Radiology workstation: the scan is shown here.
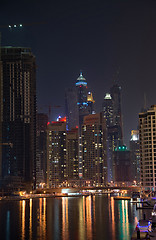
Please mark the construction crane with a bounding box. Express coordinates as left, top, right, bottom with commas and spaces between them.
38, 104, 62, 121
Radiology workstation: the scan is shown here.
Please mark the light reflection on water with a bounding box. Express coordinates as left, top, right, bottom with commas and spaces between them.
0, 195, 144, 240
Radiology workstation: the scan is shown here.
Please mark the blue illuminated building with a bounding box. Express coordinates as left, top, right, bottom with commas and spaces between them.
76, 72, 89, 129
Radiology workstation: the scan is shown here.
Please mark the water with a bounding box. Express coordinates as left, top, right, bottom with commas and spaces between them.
0, 195, 149, 240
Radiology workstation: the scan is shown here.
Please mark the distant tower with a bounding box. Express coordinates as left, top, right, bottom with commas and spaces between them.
76, 72, 88, 129
87, 91, 95, 114
0, 47, 36, 188
130, 130, 140, 183
65, 87, 78, 130
102, 93, 113, 128
110, 84, 123, 144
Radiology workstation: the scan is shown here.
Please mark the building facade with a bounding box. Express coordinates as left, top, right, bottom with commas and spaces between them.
139, 105, 156, 191
0, 47, 36, 189
36, 113, 48, 186
81, 113, 107, 186
130, 130, 140, 184
47, 118, 67, 187
110, 83, 123, 145
113, 145, 132, 185
66, 128, 79, 181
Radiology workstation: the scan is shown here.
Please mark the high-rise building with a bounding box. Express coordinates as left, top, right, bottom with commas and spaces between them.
102, 93, 113, 128
87, 91, 95, 114
65, 87, 78, 130
113, 145, 132, 185
0, 47, 36, 189
47, 117, 67, 187
66, 127, 79, 181
36, 113, 48, 186
139, 105, 156, 191
110, 84, 123, 144
107, 125, 120, 182
81, 113, 107, 186
76, 72, 89, 129
130, 130, 140, 184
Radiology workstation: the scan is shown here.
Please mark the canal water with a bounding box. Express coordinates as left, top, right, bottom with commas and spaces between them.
0, 195, 150, 240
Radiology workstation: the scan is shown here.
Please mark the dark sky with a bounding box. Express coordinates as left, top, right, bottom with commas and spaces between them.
1, 0, 156, 146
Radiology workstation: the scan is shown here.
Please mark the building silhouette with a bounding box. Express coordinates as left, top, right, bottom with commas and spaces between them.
65, 87, 78, 130
36, 113, 48, 186
0, 47, 36, 189
113, 145, 132, 185
110, 84, 123, 145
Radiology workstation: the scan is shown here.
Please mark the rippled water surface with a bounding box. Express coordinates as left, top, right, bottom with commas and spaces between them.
0, 195, 148, 240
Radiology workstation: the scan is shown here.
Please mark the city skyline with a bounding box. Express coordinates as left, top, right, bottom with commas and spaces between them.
1, 0, 156, 147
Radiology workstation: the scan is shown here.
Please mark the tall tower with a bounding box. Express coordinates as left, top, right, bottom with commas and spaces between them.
0, 47, 36, 188
36, 113, 48, 186
66, 128, 79, 181
65, 87, 78, 130
130, 130, 140, 183
102, 93, 113, 128
139, 105, 156, 191
110, 84, 123, 144
81, 113, 107, 186
47, 118, 67, 187
76, 72, 88, 129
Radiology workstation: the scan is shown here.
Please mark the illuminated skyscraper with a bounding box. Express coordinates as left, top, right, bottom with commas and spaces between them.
65, 87, 78, 130
66, 127, 79, 181
87, 91, 95, 114
139, 105, 156, 191
110, 84, 123, 144
130, 130, 140, 183
81, 113, 107, 186
76, 72, 89, 128
47, 117, 67, 187
102, 93, 113, 128
0, 47, 36, 188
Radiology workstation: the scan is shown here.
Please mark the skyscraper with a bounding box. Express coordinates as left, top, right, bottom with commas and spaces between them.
0, 47, 36, 189
87, 91, 95, 114
110, 84, 123, 144
113, 145, 132, 185
36, 113, 48, 186
102, 93, 113, 128
66, 127, 79, 181
47, 118, 67, 187
76, 72, 88, 129
65, 87, 78, 130
139, 105, 156, 191
81, 113, 107, 186
130, 130, 140, 183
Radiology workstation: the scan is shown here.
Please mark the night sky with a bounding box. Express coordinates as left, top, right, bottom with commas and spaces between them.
1, 0, 156, 146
